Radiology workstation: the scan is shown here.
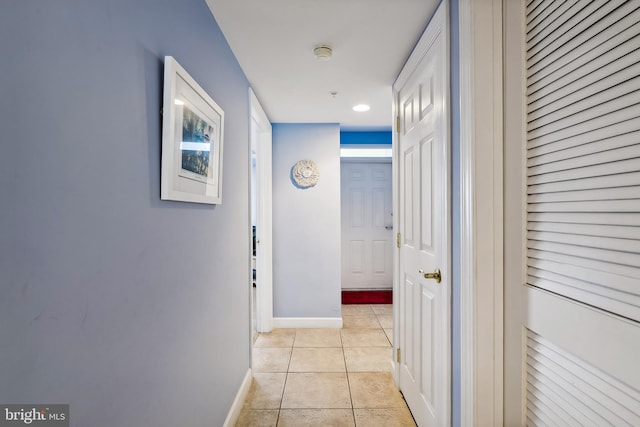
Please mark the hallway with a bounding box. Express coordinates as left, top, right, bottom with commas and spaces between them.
236, 304, 416, 426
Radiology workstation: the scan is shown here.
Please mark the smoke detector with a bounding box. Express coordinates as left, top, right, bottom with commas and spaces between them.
313, 45, 333, 61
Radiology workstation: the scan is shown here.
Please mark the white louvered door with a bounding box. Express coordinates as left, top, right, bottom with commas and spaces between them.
504, 1, 640, 425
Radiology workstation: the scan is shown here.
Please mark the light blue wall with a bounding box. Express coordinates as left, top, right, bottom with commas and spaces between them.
0, 1, 251, 426
450, 0, 462, 425
272, 124, 342, 318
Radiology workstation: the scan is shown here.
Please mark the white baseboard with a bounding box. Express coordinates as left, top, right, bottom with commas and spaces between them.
222, 368, 252, 427
272, 317, 343, 329
390, 359, 399, 384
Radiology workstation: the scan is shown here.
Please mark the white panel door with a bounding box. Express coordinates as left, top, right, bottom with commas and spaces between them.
341, 161, 393, 289
504, 2, 640, 425
395, 3, 449, 426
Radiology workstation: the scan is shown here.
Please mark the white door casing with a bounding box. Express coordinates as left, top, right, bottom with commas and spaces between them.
249, 88, 273, 334
394, 3, 450, 426
341, 161, 393, 290
504, 2, 640, 425
458, 0, 504, 424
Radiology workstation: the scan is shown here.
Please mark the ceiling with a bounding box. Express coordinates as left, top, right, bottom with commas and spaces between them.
205, 0, 439, 130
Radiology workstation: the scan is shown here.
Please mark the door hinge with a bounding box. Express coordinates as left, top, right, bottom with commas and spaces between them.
396, 232, 401, 248
396, 116, 401, 133
397, 348, 401, 363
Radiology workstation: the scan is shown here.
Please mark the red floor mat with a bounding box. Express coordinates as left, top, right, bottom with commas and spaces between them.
341, 290, 392, 304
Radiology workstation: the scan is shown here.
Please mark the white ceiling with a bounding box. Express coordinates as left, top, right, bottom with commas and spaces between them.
206, 0, 439, 130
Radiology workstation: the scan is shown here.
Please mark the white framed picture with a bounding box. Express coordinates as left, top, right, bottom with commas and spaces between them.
161, 56, 224, 204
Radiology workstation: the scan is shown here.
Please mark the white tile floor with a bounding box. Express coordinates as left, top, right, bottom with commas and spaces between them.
236, 304, 417, 427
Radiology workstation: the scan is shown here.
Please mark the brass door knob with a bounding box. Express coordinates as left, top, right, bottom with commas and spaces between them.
419, 268, 441, 284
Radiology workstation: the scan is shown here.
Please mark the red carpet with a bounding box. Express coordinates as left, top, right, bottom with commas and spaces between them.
342, 290, 392, 304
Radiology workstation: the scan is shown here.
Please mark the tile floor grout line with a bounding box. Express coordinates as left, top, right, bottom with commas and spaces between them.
373, 304, 383, 331
340, 323, 358, 426
277, 329, 296, 425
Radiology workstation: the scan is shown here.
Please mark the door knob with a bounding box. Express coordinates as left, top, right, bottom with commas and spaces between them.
419, 268, 441, 283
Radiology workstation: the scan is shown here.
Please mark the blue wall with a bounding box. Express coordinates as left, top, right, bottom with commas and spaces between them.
0, 1, 251, 425
340, 131, 392, 145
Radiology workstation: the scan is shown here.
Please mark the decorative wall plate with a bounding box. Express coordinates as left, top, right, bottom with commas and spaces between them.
292, 160, 320, 188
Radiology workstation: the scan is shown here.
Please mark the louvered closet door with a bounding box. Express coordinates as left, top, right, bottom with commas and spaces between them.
505, 1, 640, 425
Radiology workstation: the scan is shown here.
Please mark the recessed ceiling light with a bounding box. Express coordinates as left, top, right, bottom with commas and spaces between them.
353, 104, 370, 112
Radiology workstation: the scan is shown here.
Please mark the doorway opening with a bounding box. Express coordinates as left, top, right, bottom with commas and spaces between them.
340, 145, 393, 305
249, 89, 273, 349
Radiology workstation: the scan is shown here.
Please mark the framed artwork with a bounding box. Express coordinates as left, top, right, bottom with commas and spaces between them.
161, 56, 224, 204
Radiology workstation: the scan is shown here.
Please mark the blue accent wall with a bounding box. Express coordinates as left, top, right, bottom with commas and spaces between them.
340, 131, 392, 145
0, 1, 251, 425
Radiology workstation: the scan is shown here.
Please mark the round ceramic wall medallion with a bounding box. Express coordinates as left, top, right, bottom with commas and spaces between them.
292, 160, 320, 188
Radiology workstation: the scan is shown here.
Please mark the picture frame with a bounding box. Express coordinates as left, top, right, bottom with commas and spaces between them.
161, 56, 224, 204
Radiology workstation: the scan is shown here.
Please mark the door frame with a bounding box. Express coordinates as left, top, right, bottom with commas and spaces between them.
249, 88, 273, 333
502, 1, 526, 424
458, 0, 504, 425
392, 2, 451, 423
